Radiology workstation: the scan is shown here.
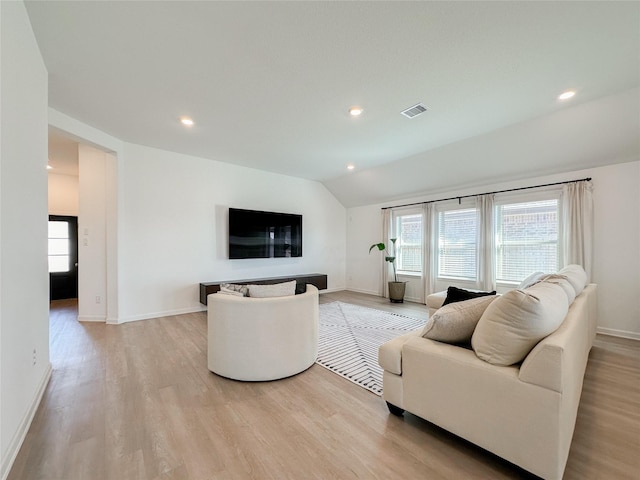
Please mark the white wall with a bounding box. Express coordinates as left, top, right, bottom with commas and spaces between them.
347, 205, 384, 296
78, 145, 108, 321
119, 143, 346, 322
47, 172, 79, 216
590, 162, 640, 338
0, 2, 51, 478
347, 161, 640, 339
46, 114, 346, 325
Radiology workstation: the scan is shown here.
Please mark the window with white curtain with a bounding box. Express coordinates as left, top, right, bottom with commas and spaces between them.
494, 197, 560, 284
437, 206, 478, 280
394, 212, 422, 274
386, 182, 586, 292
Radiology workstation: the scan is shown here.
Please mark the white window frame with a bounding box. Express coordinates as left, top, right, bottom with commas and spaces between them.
493, 189, 563, 288
392, 208, 423, 277
435, 200, 479, 283
48, 220, 71, 273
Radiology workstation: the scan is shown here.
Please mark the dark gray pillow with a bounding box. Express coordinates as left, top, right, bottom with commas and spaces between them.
442, 286, 496, 306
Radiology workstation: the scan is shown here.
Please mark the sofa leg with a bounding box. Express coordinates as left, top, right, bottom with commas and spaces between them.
386, 402, 405, 416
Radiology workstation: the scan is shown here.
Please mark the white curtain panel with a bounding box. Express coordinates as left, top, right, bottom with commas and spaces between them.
421, 203, 436, 300
562, 180, 594, 280
477, 193, 496, 291
381, 208, 391, 298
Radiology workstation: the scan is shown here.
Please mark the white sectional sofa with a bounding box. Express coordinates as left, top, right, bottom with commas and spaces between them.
379, 270, 597, 480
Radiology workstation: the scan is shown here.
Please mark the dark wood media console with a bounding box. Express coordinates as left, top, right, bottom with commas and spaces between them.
199, 273, 328, 305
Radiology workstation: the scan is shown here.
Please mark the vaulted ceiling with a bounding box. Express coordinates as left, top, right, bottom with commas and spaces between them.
27, 1, 639, 206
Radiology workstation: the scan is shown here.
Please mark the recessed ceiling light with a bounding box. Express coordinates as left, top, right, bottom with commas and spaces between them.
347, 164, 355, 170
180, 117, 194, 126
349, 107, 363, 116
558, 90, 576, 101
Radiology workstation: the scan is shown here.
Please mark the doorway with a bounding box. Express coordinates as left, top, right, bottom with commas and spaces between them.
48, 126, 118, 323
48, 215, 78, 300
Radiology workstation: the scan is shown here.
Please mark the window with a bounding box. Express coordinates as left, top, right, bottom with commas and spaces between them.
495, 198, 559, 283
395, 213, 422, 274
48, 221, 70, 273
437, 207, 478, 280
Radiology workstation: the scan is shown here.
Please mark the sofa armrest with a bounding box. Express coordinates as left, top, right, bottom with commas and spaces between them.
426, 291, 447, 316
378, 328, 423, 375
519, 343, 563, 392
519, 284, 597, 393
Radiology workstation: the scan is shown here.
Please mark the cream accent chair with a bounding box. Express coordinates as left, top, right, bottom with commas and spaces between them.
207, 284, 319, 381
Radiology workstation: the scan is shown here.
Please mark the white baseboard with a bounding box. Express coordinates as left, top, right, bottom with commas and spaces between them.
403, 296, 423, 304
116, 305, 207, 324
596, 326, 640, 341
344, 287, 381, 296
343, 287, 425, 305
1, 363, 52, 480
321, 287, 345, 294
77, 314, 106, 322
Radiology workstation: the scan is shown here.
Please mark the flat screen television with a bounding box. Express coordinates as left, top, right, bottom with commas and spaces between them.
229, 208, 302, 259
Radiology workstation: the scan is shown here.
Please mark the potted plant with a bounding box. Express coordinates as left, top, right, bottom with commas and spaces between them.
369, 238, 407, 303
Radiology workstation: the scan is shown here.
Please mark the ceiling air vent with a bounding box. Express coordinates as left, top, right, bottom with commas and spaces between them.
401, 103, 428, 119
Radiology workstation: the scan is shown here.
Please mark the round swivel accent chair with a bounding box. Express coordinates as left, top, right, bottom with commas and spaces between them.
207, 284, 319, 381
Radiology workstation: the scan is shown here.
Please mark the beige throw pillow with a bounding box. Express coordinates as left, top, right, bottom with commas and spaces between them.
537, 274, 576, 304
220, 283, 249, 296
518, 271, 545, 289
218, 287, 245, 297
422, 295, 497, 344
558, 264, 588, 296
246, 280, 297, 298
471, 282, 569, 366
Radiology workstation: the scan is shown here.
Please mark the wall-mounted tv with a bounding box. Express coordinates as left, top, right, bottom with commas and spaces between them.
229, 208, 302, 259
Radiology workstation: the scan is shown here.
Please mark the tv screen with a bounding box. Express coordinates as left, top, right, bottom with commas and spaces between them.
229, 208, 302, 259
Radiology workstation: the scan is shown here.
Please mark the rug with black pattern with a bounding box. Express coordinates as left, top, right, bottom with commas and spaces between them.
316, 301, 425, 395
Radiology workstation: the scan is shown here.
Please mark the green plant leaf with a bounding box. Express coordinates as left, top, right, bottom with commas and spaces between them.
369, 243, 386, 253
385, 256, 396, 263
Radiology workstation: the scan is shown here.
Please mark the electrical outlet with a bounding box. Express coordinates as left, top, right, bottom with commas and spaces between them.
96, 295, 101, 304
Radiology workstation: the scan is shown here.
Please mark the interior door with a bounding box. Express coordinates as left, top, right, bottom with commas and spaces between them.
48, 215, 78, 300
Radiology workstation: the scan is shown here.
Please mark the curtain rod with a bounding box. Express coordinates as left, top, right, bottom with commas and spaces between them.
381, 177, 592, 210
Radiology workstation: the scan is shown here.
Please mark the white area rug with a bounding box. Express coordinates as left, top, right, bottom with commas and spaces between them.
316, 302, 425, 396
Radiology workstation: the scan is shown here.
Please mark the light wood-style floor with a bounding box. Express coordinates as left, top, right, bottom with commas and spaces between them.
8, 292, 640, 480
